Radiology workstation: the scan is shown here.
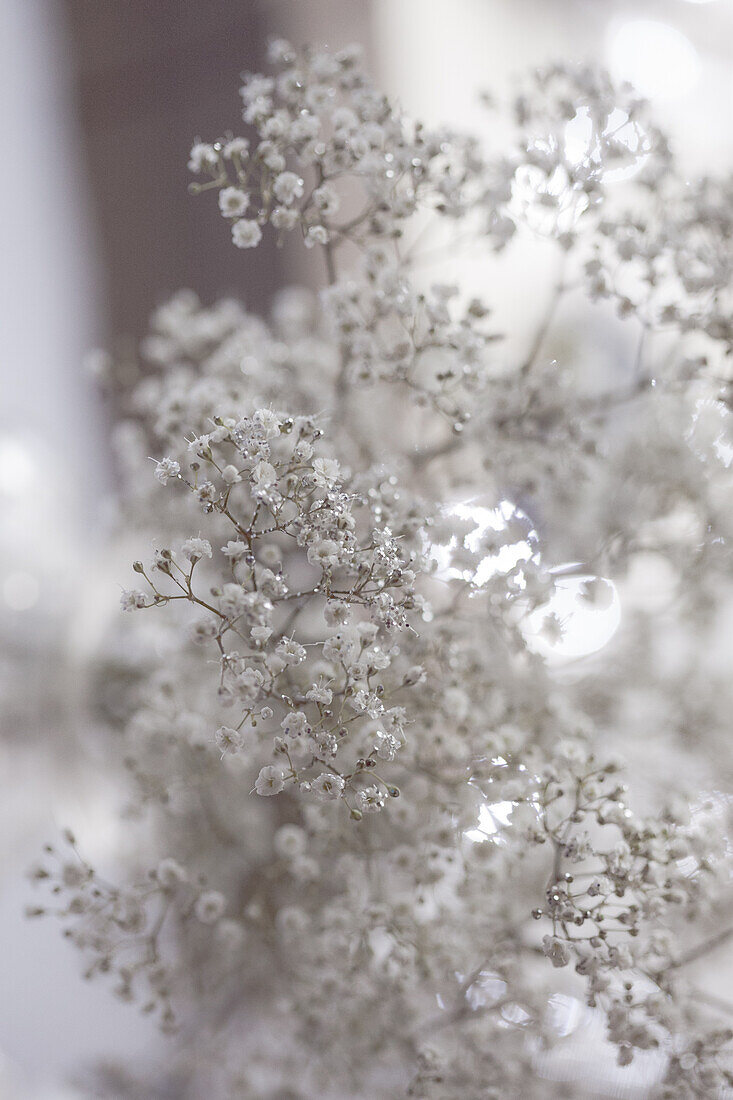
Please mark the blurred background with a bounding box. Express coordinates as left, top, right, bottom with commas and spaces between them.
2, 0, 733, 1095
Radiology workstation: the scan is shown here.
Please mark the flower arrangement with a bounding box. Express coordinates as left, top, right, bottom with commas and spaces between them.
30, 42, 733, 1098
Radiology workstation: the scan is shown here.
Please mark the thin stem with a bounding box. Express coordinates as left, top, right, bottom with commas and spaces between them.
410, 435, 462, 471
323, 240, 337, 286
669, 924, 733, 971
519, 262, 566, 378
689, 986, 733, 1018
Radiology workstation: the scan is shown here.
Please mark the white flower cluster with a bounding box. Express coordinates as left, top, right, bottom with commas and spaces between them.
502, 62, 670, 244
32, 43, 733, 1100
121, 408, 426, 816
587, 173, 733, 352
28, 834, 242, 1034
188, 41, 511, 255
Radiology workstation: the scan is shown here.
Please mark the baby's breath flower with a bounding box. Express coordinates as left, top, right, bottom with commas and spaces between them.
154, 457, 180, 485
221, 540, 248, 560
355, 785, 386, 814
221, 464, 241, 485
274, 824, 307, 860
312, 456, 340, 486
273, 171, 304, 205
195, 891, 226, 924
310, 773, 345, 802
232, 219, 263, 249
223, 136, 249, 159
215, 726, 245, 755
255, 765, 286, 796
542, 935, 571, 968
251, 459, 277, 489
36, 42, 733, 1100
304, 225, 329, 248
120, 588, 147, 611
156, 858, 188, 889
188, 142, 218, 173
218, 188, 249, 218
253, 408, 282, 437
280, 711, 310, 738
181, 537, 212, 563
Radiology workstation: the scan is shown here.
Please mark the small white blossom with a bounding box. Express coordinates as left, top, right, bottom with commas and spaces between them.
215, 726, 245, 755
253, 408, 282, 438
271, 206, 299, 231
276, 638, 307, 664
154, 457, 180, 485
120, 589, 147, 611
273, 171, 304, 205
156, 858, 188, 889
355, 785, 386, 814
312, 456, 340, 486
310, 773, 345, 802
190, 616, 219, 643
195, 890, 226, 924
254, 765, 286, 796
251, 460, 277, 489
375, 729, 400, 761
543, 935, 571, 968
306, 685, 333, 705
280, 711, 311, 738
181, 537, 212, 563
307, 539, 341, 569
274, 824, 307, 860
221, 540, 248, 561
305, 225, 329, 247
221, 465, 242, 485
223, 136, 249, 159
312, 184, 340, 216
218, 187, 249, 218
232, 219, 263, 249
188, 142, 218, 173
